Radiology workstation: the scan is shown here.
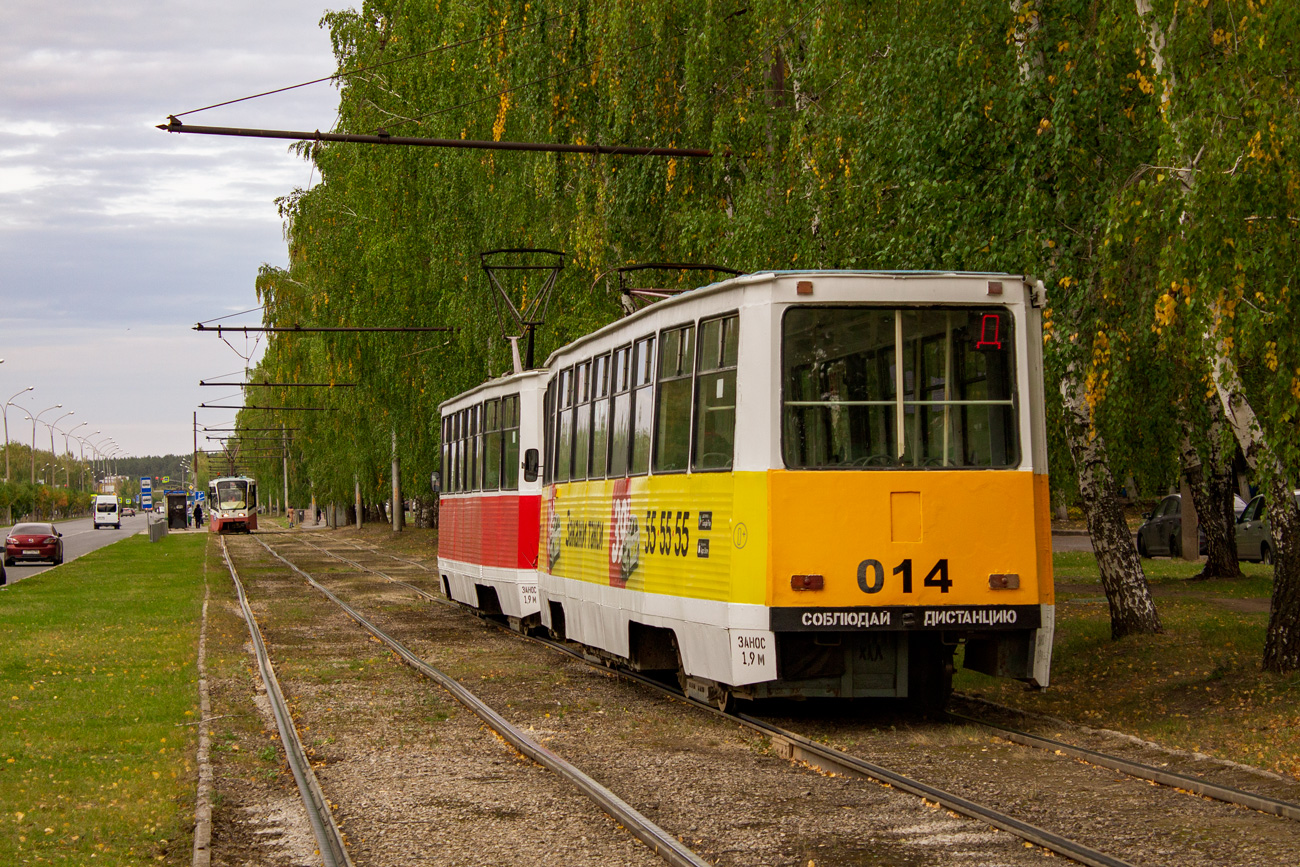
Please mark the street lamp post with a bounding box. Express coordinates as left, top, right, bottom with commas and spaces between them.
3, 385, 35, 524
45, 411, 74, 486
27, 404, 62, 484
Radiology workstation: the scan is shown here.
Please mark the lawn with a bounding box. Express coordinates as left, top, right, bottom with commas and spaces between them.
0, 532, 207, 865
956, 553, 1300, 778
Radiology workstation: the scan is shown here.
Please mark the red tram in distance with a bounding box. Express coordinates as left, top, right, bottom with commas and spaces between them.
207, 476, 259, 534
437, 370, 547, 627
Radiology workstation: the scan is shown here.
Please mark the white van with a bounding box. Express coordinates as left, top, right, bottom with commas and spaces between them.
93, 495, 121, 530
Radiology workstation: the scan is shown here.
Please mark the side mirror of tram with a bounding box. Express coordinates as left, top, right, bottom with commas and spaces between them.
523, 449, 540, 483
430, 471, 441, 493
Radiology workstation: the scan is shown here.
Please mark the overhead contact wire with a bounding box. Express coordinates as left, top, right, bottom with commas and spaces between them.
170, 15, 565, 119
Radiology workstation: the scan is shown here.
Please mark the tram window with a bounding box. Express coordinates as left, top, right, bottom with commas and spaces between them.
782, 306, 1018, 469
472, 404, 484, 491
654, 324, 695, 473
452, 411, 463, 493
610, 345, 633, 477
556, 368, 574, 483
502, 394, 520, 490
463, 407, 473, 492
631, 336, 656, 475
543, 380, 556, 485
483, 399, 501, 491
573, 361, 592, 481
441, 416, 450, 493
590, 354, 611, 479
693, 314, 739, 471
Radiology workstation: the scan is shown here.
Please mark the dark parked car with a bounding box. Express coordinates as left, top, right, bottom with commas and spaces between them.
4, 523, 64, 566
1136, 493, 1247, 558
1235, 491, 1300, 563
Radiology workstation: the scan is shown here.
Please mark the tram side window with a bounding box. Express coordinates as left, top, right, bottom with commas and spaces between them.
590, 354, 611, 479
573, 361, 591, 481
543, 381, 556, 485
654, 324, 695, 473
694, 314, 739, 471
631, 336, 656, 475
451, 412, 461, 493
462, 410, 473, 491
501, 394, 520, 490
610, 346, 633, 477
781, 306, 1019, 469
441, 417, 450, 493
556, 368, 574, 483
471, 404, 482, 491
483, 399, 501, 491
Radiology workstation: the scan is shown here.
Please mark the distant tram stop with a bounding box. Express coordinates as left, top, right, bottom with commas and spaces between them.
166, 493, 189, 530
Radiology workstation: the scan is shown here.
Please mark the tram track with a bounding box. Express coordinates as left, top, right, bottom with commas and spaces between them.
292, 535, 1300, 819
218, 536, 354, 867
252, 534, 1059, 865
238, 533, 710, 867
289, 535, 1300, 867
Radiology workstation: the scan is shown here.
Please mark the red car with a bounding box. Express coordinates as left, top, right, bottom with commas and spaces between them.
4, 523, 64, 566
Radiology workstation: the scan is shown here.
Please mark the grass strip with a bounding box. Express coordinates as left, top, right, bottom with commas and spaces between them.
956, 553, 1300, 778
0, 532, 207, 865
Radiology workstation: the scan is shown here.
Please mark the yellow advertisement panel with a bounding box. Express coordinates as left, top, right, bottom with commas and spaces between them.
542, 472, 769, 604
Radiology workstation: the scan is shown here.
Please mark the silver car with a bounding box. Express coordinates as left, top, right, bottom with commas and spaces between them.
1235, 491, 1300, 563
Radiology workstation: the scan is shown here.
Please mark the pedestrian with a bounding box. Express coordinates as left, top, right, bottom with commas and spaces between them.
193, 502, 203, 528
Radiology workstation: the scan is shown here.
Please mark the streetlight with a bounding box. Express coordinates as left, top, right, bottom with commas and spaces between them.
43, 411, 74, 486
74, 431, 98, 489
3, 384, 34, 524
27, 404, 61, 484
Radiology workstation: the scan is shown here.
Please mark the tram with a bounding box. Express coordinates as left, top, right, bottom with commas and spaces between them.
437, 370, 548, 627
207, 476, 259, 534
440, 270, 1053, 709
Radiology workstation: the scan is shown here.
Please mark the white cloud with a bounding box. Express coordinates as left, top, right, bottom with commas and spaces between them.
0, 1, 341, 457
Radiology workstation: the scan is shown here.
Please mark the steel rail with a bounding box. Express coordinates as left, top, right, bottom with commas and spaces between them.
948, 712, 1300, 821
283, 538, 1300, 854
269, 537, 1136, 867
251, 536, 712, 867
218, 538, 353, 867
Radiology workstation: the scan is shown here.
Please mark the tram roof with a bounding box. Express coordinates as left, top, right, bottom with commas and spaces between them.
544, 269, 1026, 367
438, 366, 548, 411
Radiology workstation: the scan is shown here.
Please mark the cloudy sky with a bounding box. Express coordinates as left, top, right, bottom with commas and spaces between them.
0, 1, 341, 461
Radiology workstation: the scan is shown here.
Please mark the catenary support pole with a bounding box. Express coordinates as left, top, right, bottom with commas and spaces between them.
391, 428, 402, 533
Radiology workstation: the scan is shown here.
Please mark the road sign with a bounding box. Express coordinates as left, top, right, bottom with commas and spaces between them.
142, 494, 153, 509
194, 492, 205, 503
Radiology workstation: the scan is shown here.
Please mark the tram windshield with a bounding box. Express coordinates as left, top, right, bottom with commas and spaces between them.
782, 306, 1019, 469
214, 480, 251, 510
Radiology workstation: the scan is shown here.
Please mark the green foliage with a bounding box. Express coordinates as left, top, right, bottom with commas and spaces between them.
236, 0, 1300, 508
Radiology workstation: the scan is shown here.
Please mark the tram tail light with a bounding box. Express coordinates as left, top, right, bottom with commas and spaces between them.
791, 574, 824, 591
988, 573, 1020, 590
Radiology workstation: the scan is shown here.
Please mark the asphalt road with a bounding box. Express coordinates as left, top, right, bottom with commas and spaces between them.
2, 512, 153, 586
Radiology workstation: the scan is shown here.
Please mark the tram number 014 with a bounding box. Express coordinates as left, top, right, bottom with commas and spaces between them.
644, 509, 691, 557
857, 558, 951, 594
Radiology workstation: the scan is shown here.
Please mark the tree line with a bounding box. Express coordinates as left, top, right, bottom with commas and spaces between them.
229, 0, 1300, 671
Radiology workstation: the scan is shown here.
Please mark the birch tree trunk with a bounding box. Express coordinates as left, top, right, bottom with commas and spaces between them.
1212, 348, 1300, 671
1179, 400, 1241, 578
1062, 372, 1163, 638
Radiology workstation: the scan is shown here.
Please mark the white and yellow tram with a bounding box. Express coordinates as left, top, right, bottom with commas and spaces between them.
532, 271, 1052, 707
437, 370, 547, 627
207, 475, 259, 534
